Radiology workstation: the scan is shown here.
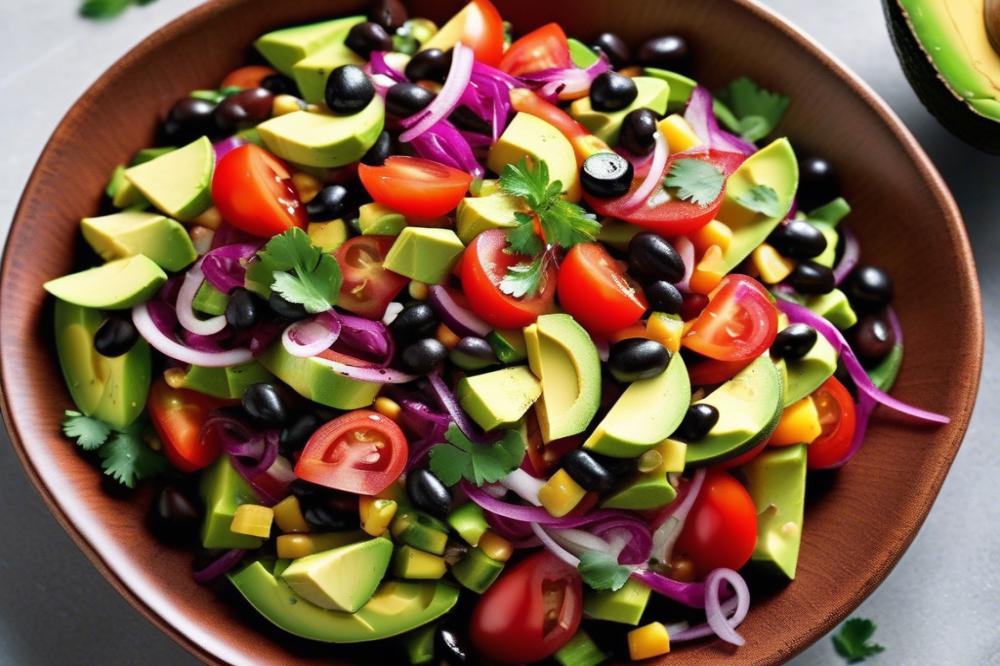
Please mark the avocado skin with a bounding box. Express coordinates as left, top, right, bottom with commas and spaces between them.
884, 0, 1000, 152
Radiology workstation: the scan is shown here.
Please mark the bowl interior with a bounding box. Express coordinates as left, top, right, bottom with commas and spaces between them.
0, 0, 981, 664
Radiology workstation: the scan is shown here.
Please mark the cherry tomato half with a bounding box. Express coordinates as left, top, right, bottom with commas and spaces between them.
500, 23, 571, 77
585, 150, 746, 236
470, 550, 582, 663
294, 410, 407, 496
682, 275, 778, 362
334, 236, 408, 320
148, 379, 231, 472
687, 356, 754, 386
358, 156, 472, 218
674, 469, 758, 578
522, 412, 583, 476
211, 144, 305, 238
806, 377, 857, 469
424, 0, 505, 66
220, 65, 277, 90
557, 242, 648, 335
460, 229, 557, 328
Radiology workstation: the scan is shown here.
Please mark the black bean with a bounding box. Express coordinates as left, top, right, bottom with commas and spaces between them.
401, 338, 448, 374
590, 32, 630, 69
389, 303, 438, 342
644, 280, 684, 315
628, 232, 686, 283
561, 449, 614, 493
224, 288, 261, 332
797, 156, 838, 210
853, 314, 896, 365
450, 106, 492, 135
291, 480, 359, 530
770, 323, 818, 360
325, 65, 375, 114
788, 261, 835, 295
360, 130, 392, 166
450, 336, 498, 371
163, 97, 217, 144
213, 88, 273, 132
407, 469, 452, 518
844, 264, 893, 312
618, 108, 660, 156
608, 338, 671, 383
674, 404, 719, 441
405, 48, 451, 83
280, 413, 324, 454
307, 184, 350, 221
636, 35, 691, 72
242, 383, 288, 426
268, 292, 309, 320
148, 485, 202, 544
93, 315, 138, 357
385, 82, 435, 117
580, 152, 634, 198
370, 0, 408, 31
768, 220, 828, 260
590, 71, 638, 112
345, 21, 393, 58
260, 73, 299, 96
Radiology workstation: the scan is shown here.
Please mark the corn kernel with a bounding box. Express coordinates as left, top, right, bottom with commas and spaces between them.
276, 531, 367, 559
191, 205, 222, 230
409, 281, 429, 300
628, 622, 671, 660
646, 312, 684, 353
359, 497, 398, 537
273, 496, 310, 534
668, 555, 696, 582
163, 367, 185, 389
689, 245, 726, 295
658, 114, 703, 153
272, 94, 306, 116
291, 171, 322, 204
374, 397, 402, 422
478, 530, 513, 562
538, 469, 586, 518
688, 219, 733, 255
769, 396, 822, 446
231, 504, 274, 538
305, 103, 323, 113
618, 66, 643, 78
436, 323, 461, 350
752, 243, 795, 284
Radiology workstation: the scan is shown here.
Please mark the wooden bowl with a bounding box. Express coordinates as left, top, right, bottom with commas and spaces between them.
0, 0, 982, 664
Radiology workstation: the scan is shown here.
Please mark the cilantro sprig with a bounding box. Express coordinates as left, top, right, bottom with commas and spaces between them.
663, 158, 726, 206
832, 618, 885, 663
736, 184, 784, 217
80, 0, 156, 20
62, 411, 165, 488
246, 228, 342, 313
716, 77, 790, 142
577, 551, 634, 592
428, 425, 525, 486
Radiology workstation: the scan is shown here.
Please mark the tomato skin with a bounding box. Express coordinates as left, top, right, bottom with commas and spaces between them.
460, 229, 557, 328
557, 243, 648, 335
358, 157, 472, 218
148, 380, 231, 472
294, 410, 407, 496
211, 144, 306, 238
500, 23, 571, 76
334, 236, 408, 319
585, 150, 745, 236
674, 470, 758, 578
682, 275, 778, 362
220, 65, 277, 90
461, 0, 506, 66
806, 378, 857, 469
470, 550, 582, 663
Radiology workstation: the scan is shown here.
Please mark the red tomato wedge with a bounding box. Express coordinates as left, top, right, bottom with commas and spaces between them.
499, 23, 571, 76
584, 150, 745, 236
509, 88, 610, 164
557, 242, 648, 335
334, 236, 408, 320
358, 156, 472, 218
688, 356, 754, 386
212, 144, 305, 238
423, 0, 505, 67
806, 377, 857, 469
294, 410, 407, 496
674, 469, 758, 578
682, 275, 778, 362
220, 65, 277, 90
148, 380, 231, 473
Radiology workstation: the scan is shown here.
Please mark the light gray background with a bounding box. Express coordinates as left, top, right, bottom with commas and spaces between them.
0, 1, 996, 664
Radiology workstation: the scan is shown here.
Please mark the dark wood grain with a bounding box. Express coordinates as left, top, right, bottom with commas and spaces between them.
0, 1, 983, 665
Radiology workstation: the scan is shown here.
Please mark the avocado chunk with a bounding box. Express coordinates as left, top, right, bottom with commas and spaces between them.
281, 537, 393, 611
487, 113, 581, 201
44, 255, 167, 310
123, 137, 214, 222
229, 561, 460, 643
81, 211, 197, 272
451, 547, 505, 593
293, 39, 366, 104
868, 344, 904, 392
584, 352, 689, 457
169, 361, 273, 399
568, 38, 600, 68
456, 366, 541, 431
569, 77, 670, 145
257, 101, 385, 169
455, 192, 525, 244
715, 138, 799, 273
404, 623, 437, 665
555, 630, 607, 666
524, 314, 601, 443
308, 220, 349, 252
446, 502, 489, 547
255, 15, 364, 75
107, 165, 148, 210
382, 227, 464, 284
801, 288, 858, 330
685, 356, 783, 466
358, 203, 407, 236
487, 328, 527, 364
192, 281, 229, 317
596, 220, 644, 251
743, 444, 807, 580
391, 510, 449, 555
258, 344, 381, 409
200, 456, 264, 550
393, 545, 447, 580
54, 299, 151, 429
583, 578, 652, 625
777, 323, 838, 406
643, 67, 697, 111
600, 471, 677, 510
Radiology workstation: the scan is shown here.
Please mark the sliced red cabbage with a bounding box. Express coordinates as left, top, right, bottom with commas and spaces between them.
201, 243, 259, 293
832, 227, 860, 285
427, 285, 492, 337
409, 119, 485, 178
684, 86, 757, 156
401, 43, 474, 142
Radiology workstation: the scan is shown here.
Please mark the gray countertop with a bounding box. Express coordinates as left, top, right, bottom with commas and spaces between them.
0, 1, 996, 664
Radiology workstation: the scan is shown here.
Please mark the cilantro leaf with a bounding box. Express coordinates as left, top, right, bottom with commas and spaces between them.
578, 551, 633, 592
251, 228, 342, 313
664, 158, 725, 206
716, 77, 790, 142
499, 255, 545, 298
499, 159, 551, 209
832, 618, 885, 664
538, 199, 601, 249
428, 425, 525, 487
506, 212, 545, 256
735, 184, 784, 217
97, 427, 167, 489
62, 411, 112, 451
80, 0, 134, 19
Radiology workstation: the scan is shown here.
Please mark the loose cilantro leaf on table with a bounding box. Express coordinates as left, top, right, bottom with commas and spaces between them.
62, 411, 112, 451
716, 77, 790, 142
428, 424, 525, 486
247, 228, 342, 313
663, 158, 725, 206
80, 0, 156, 19
61, 412, 165, 488
736, 184, 784, 217
578, 551, 633, 592
832, 618, 885, 664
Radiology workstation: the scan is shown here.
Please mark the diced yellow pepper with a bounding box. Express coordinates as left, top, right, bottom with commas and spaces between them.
610, 323, 648, 344
538, 469, 587, 518
359, 497, 398, 537
374, 397, 402, 422
658, 114, 703, 153
646, 312, 684, 353
651, 439, 687, 474
752, 243, 796, 284
689, 245, 726, 295
628, 622, 671, 660
230, 504, 274, 538
408, 281, 429, 300
275, 531, 368, 559
436, 323, 461, 350
770, 396, 822, 446
291, 172, 321, 204
688, 220, 733, 255
272, 496, 310, 534
479, 530, 513, 562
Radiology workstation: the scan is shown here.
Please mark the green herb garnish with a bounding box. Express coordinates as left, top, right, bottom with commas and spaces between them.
80, 0, 156, 19
61, 411, 165, 488
735, 184, 784, 217
832, 618, 885, 664
428, 424, 525, 487
716, 77, 790, 142
577, 551, 634, 592
247, 227, 342, 313
663, 158, 726, 206
62, 411, 112, 450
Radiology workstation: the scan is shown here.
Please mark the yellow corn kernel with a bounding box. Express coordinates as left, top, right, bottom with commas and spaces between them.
637, 449, 663, 473
628, 622, 671, 660
305, 103, 323, 113
652, 439, 687, 474
689, 245, 726, 295
688, 220, 733, 255
436, 323, 461, 350
188, 225, 215, 255
408, 281, 429, 300
538, 469, 586, 518
769, 396, 822, 446
276, 531, 368, 559
191, 205, 222, 230
646, 312, 684, 353
163, 367, 185, 389
478, 530, 513, 562
231, 504, 274, 538
658, 114, 703, 153
374, 397, 402, 422
307, 220, 348, 253
292, 171, 322, 204
272, 94, 305, 116
272, 496, 310, 534
359, 497, 398, 537
752, 243, 796, 285
618, 66, 643, 78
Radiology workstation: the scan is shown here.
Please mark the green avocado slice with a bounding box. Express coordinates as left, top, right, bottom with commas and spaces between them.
254, 15, 364, 75
45, 255, 166, 311
122, 137, 214, 222
777, 325, 838, 406
743, 444, 807, 580
258, 344, 381, 410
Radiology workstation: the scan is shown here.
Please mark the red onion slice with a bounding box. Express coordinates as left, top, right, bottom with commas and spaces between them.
832, 227, 860, 285
176, 260, 228, 336
193, 548, 247, 584
703, 568, 751, 646
315, 353, 417, 384
427, 285, 492, 337
400, 43, 474, 142
673, 236, 696, 293
684, 86, 757, 155
282, 311, 342, 358
133, 303, 253, 367
530, 523, 580, 568
621, 131, 669, 211
213, 136, 247, 162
